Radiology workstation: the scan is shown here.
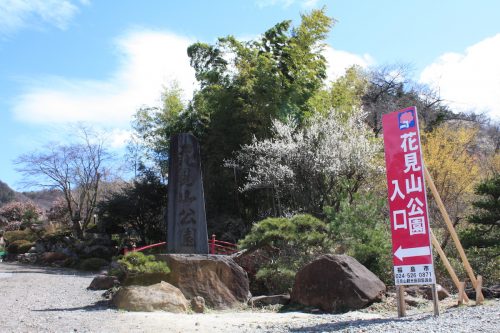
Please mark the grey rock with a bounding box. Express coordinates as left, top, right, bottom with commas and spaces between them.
191, 296, 205, 313
88, 275, 120, 290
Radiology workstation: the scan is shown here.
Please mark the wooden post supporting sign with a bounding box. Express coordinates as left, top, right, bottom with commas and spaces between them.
430, 229, 470, 303
396, 285, 406, 317
458, 281, 466, 305
423, 167, 484, 303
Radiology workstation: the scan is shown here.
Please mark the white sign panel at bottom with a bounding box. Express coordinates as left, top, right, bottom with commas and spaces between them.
394, 264, 435, 285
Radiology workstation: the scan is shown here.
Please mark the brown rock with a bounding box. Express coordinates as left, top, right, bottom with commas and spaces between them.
290, 254, 386, 313
112, 281, 188, 312
191, 296, 205, 313
156, 254, 250, 309
88, 275, 120, 290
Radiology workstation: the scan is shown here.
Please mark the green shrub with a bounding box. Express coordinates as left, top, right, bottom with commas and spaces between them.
326, 192, 392, 284
239, 214, 332, 294
79, 257, 109, 271
116, 252, 170, 275
7, 240, 34, 254
4, 229, 38, 242
110, 252, 170, 286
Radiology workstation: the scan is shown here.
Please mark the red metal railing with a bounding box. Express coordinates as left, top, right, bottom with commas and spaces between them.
124, 235, 237, 255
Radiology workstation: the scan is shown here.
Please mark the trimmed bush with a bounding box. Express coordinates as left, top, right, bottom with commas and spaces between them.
239, 214, 332, 294
79, 257, 109, 271
117, 252, 170, 275
110, 252, 170, 285
7, 240, 34, 254
4, 229, 38, 242
326, 193, 392, 284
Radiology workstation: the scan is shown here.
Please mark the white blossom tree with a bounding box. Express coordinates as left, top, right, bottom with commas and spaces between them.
226, 109, 380, 217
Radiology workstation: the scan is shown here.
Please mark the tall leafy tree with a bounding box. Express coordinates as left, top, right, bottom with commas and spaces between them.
422, 123, 481, 250
98, 167, 168, 245
133, 9, 335, 230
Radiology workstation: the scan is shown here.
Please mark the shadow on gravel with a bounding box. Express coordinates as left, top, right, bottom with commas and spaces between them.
32, 300, 112, 312
0, 263, 96, 276
290, 315, 434, 332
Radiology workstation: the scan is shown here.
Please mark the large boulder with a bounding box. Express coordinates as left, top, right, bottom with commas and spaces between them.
290, 254, 386, 312
156, 254, 250, 309
112, 281, 188, 312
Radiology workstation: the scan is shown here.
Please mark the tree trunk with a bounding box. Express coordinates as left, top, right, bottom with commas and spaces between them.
72, 219, 84, 239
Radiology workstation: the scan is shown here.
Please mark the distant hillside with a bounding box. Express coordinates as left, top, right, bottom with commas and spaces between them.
0, 180, 62, 211
0, 180, 16, 205
21, 189, 63, 211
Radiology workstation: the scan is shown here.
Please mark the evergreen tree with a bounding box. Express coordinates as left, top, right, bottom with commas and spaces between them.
460, 175, 500, 280
462, 175, 500, 249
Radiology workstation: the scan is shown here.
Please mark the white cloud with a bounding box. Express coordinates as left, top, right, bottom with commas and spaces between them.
11, 27, 372, 131
12, 30, 197, 126
256, 0, 318, 9
108, 128, 133, 149
420, 33, 500, 120
0, 0, 86, 35
323, 46, 374, 82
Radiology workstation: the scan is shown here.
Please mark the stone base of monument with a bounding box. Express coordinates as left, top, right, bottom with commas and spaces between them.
155, 254, 250, 309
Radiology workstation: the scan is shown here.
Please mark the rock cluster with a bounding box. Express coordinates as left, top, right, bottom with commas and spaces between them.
156, 254, 250, 309
110, 254, 250, 313
16, 233, 117, 266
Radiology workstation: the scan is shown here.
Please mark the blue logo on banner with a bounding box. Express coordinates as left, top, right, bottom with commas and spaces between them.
398, 110, 415, 130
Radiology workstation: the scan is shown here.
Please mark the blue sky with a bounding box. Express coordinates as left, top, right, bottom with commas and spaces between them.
1, 0, 499, 190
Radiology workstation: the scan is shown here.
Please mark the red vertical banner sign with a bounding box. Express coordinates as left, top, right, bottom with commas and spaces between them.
382, 106, 436, 285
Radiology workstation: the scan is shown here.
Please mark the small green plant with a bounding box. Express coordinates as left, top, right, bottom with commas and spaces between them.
79, 257, 109, 271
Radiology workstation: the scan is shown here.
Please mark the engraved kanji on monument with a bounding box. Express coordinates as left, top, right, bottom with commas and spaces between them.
167, 133, 209, 254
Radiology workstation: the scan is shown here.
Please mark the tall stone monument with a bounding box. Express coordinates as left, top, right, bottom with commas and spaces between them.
167, 133, 209, 254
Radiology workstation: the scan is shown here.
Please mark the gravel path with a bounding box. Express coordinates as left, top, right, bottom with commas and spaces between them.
0, 262, 498, 332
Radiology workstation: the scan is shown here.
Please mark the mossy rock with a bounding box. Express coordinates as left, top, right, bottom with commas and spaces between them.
4, 229, 37, 242
7, 240, 34, 254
